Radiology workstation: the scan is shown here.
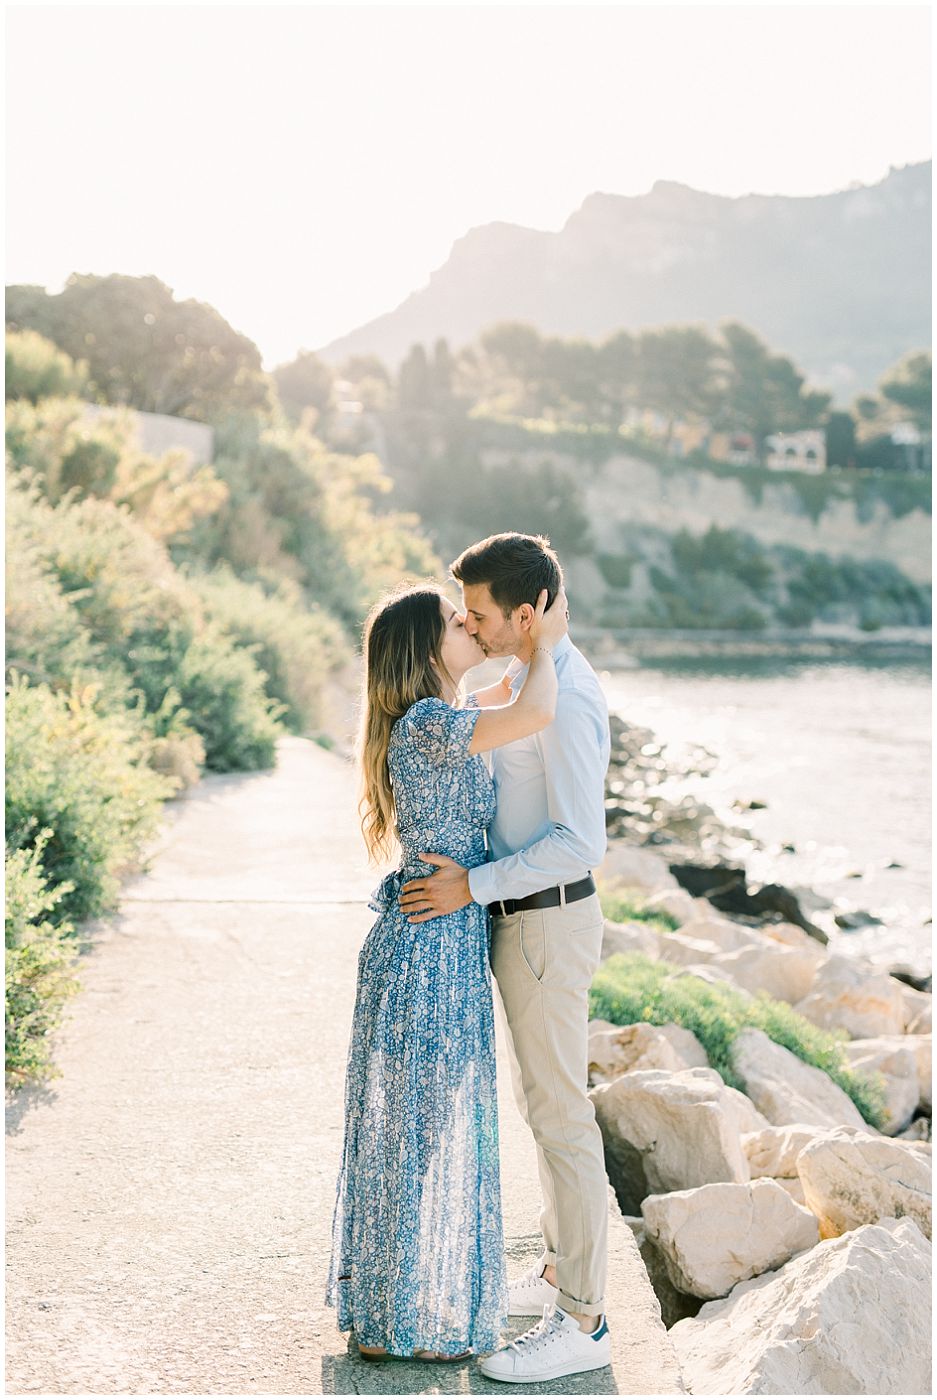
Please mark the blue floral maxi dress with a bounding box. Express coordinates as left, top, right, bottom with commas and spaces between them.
324, 696, 508, 1355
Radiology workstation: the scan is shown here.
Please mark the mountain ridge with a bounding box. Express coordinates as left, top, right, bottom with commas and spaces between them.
318, 161, 931, 399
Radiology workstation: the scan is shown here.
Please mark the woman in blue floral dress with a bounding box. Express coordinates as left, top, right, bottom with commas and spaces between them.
325, 580, 567, 1363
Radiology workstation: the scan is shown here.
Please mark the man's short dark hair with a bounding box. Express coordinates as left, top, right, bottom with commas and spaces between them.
450, 532, 563, 618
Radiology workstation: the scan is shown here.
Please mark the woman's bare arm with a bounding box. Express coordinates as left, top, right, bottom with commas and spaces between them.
469, 672, 515, 709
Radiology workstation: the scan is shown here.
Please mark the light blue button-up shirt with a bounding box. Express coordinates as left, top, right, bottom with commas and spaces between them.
466, 634, 611, 906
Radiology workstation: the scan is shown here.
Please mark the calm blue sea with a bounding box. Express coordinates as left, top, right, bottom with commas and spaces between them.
597, 651, 932, 976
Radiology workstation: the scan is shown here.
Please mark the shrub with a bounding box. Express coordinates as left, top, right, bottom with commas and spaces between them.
183, 563, 349, 735
599, 885, 680, 932
5, 833, 81, 1084
172, 621, 287, 770
6, 474, 286, 770
597, 553, 635, 589
5, 329, 90, 404
589, 951, 888, 1129
5, 673, 178, 929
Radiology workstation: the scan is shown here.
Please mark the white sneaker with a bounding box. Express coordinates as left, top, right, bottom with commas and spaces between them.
478, 1304, 611, 1384
506, 1263, 558, 1317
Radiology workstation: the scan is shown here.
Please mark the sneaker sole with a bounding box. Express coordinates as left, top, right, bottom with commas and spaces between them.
477, 1353, 611, 1383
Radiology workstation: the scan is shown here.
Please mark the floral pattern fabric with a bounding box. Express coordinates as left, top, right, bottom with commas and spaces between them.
324, 695, 508, 1354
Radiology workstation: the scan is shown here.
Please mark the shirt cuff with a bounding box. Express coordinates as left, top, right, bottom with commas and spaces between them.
467, 863, 498, 907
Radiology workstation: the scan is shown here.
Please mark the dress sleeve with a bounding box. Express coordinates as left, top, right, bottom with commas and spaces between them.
399, 696, 481, 768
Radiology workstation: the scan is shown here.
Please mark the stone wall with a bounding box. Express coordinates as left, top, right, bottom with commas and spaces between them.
83, 404, 214, 466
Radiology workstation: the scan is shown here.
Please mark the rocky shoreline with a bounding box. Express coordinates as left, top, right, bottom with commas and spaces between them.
602, 710, 930, 980
592, 719, 932, 1393
592, 706, 932, 1394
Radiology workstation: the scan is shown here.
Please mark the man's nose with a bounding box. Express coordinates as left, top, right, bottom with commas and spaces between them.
463, 614, 475, 634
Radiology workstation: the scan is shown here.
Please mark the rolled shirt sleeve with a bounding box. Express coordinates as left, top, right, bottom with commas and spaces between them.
467, 688, 609, 906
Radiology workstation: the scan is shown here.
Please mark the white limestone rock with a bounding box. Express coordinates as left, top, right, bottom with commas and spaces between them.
642, 1178, 819, 1299
898, 1117, 932, 1142
658, 931, 726, 966
843, 1036, 923, 1133
758, 920, 827, 955
600, 918, 659, 962
796, 1125, 932, 1239
741, 1122, 868, 1178
669, 1218, 932, 1395
662, 964, 753, 1000
587, 1019, 709, 1085
772, 1176, 807, 1206
672, 914, 765, 954
709, 942, 820, 1005
641, 887, 699, 925
793, 954, 908, 1038
901, 985, 933, 1035
597, 847, 679, 893
723, 1086, 771, 1135
590, 1066, 750, 1214
730, 1026, 870, 1129
896, 1032, 930, 1108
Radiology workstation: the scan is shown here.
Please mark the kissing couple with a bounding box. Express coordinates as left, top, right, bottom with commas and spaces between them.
325, 531, 613, 1384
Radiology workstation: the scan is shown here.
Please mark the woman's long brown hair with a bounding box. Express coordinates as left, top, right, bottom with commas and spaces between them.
357, 584, 456, 862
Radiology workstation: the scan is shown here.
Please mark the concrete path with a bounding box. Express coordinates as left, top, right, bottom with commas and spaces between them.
6, 736, 684, 1396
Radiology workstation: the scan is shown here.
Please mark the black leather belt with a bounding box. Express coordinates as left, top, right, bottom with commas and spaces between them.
488, 874, 596, 918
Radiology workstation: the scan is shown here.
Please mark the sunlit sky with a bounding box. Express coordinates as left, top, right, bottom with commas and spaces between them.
6, 5, 932, 369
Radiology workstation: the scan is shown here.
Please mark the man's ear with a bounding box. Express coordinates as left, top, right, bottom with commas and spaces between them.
515, 602, 535, 632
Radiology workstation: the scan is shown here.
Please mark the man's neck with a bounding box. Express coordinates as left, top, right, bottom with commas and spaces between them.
512, 634, 571, 668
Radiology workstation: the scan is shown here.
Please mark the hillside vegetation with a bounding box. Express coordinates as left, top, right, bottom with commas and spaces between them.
5, 281, 439, 1083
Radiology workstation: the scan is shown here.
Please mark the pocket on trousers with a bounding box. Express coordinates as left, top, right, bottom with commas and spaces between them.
518, 911, 547, 982
553, 893, 604, 938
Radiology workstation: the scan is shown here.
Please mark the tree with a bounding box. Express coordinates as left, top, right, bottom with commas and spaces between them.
596, 330, 637, 426
715, 322, 832, 460
5, 274, 272, 422
637, 325, 722, 448
478, 322, 544, 414
540, 337, 601, 421
273, 350, 334, 424
397, 344, 434, 411
879, 350, 931, 433
340, 354, 391, 387
430, 338, 457, 407
824, 410, 857, 469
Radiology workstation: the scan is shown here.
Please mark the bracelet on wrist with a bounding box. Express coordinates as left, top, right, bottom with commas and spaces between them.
530, 645, 555, 659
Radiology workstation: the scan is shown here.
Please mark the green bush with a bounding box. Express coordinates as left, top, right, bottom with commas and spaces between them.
5, 832, 81, 1084
183, 563, 349, 735
7, 474, 288, 771
5, 329, 90, 404
173, 621, 287, 770
599, 886, 680, 933
5, 396, 125, 503
5, 673, 178, 930
589, 951, 888, 1129
597, 553, 635, 589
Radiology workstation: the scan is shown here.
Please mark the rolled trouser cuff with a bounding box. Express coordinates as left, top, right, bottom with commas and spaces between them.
556, 1285, 606, 1316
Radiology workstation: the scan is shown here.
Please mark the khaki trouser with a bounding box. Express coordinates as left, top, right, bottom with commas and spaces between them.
490, 892, 607, 1315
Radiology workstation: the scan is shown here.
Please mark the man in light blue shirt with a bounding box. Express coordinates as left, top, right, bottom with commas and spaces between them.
465, 635, 610, 908
399, 532, 614, 1385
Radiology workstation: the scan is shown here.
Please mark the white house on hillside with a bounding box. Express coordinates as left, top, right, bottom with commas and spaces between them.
764, 429, 825, 473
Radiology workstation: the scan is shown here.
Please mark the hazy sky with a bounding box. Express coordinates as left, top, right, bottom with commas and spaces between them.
6, 4, 932, 368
